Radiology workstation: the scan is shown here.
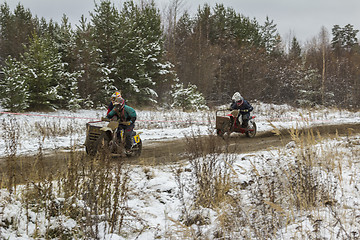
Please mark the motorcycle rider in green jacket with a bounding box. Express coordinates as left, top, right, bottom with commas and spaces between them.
106, 97, 137, 152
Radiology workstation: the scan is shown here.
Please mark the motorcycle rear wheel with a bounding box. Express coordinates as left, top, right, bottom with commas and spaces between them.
216, 128, 225, 137
127, 139, 142, 157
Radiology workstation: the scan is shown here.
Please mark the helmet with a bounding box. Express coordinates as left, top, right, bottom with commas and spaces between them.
114, 97, 125, 109
112, 91, 121, 98
111, 91, 121, 101
232, 92, 244, 106
232, 92, 243, 102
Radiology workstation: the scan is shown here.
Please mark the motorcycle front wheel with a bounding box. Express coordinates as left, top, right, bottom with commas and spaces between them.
246, 122, 257, 138
85, 142, 96, 156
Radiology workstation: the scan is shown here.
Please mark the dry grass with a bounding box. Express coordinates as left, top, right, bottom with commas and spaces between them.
1, 117, 21, 193
170, 127, 246, 239
168, 124, 360, 239
232, 128, 359, 239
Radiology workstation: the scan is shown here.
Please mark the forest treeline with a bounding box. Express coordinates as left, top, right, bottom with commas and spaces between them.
0, 0, 359, 111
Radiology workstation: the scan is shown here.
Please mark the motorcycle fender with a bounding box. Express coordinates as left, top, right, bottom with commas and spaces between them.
100, 126, 114, 133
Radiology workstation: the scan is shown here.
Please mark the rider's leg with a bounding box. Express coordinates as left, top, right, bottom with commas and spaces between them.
242, 114, 250, 128
236, 113, 241, 126
124, 124, 135, 150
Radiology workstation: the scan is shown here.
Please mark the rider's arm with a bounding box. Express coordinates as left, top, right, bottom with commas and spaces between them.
245, 101, 253, 112
107, 109, 116, 119
229, 102, 237, 110
124, 105, 137, 123
240, 101, 253, 113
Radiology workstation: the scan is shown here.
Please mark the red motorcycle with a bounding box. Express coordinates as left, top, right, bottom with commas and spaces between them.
216, 109, 257, 138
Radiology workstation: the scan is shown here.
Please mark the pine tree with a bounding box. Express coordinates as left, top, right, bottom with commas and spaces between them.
0, 2, 36, 65
0, 2, 14, 65
331, 24, 359, 52
47, 15, 82, 109
115, 0, 166, 104
90, 0, 118, 69
57, 68, 82, 110
0, 57, 30, 111
133, 0, 164, 103
171, 81, 208, 111
57, 15, 77, 72
74, 16, 114, 108
299, 68, 323, 107
89, 1, 119, 106
230, 9, 262, 47
21, 34, 56, 110
22, 33, 80, 110
289, 36, 302, 60
174, 12, 193, 51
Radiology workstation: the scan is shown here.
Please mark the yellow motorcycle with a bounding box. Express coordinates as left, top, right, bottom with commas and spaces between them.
85, 118, 142, 157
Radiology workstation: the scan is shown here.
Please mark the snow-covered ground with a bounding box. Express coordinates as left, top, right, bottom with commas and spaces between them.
0, 103, 359, 239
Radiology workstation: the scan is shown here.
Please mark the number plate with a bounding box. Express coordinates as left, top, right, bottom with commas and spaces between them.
133, 135, 140, 144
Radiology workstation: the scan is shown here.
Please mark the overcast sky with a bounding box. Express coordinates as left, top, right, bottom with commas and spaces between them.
5, 0, 360, 44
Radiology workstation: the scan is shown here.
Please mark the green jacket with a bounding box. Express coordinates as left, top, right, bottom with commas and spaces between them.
107, 105, 137, 123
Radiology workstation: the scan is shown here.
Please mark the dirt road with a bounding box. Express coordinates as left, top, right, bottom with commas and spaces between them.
1, 123, 359, 184
139, 123, 360, 164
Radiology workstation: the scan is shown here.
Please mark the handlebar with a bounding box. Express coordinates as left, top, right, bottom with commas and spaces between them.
216, 109, 231, 113
101, 117, 130, 125
216, 109, 232, 115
